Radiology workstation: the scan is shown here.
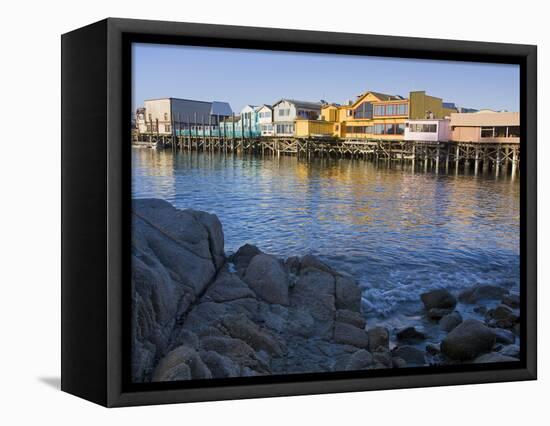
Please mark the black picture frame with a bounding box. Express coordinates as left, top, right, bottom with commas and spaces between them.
61, 17, 537, 407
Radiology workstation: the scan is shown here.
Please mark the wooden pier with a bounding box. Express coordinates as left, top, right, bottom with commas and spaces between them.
132, 132, 520, 176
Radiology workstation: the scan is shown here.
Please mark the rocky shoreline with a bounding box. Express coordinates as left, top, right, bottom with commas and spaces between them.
132, 199, 520, 383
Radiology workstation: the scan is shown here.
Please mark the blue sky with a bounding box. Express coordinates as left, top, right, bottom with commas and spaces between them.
132, 43, 520, 114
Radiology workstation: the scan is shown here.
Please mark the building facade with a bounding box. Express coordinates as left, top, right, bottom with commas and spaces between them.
296, 90, 457, 140
405, 119, 451, 142
257, 105, 274, 136
136, 97, 233, 135
272, 99, 322, 136
450, 111, 520, 143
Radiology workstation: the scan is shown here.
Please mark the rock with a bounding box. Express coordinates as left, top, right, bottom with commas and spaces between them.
473, 353, 519, 363
441, 319, 496, 361
486, 305, 519, 329
474, 306, 487, 315
284, 256, 301, 274
335, 276, 362, 313
426, 343, 440, 356
300, 254, 333, 274
220, 314, 284, 356
499, 344, 520, 358
396, 326, 426, 342
392, 345, 426, 366
421, 289, 457, 310
372, 350, 393, 368
203, 273, 256, 303
334, 322, 369, 349
440, 312, 463, 332
427, 308, 453, 320
501, 294, 520, 309
243, 254, 290, 305
230, 244, 263, 274
152, 345, 212, 382
200, 350, 240, 378
367, 327, 390, 352
492, 327, 515, 345
336, 309, 366, 329
345, 349, 374, 370
392, 357, 407, 368
458, 284, 508, 304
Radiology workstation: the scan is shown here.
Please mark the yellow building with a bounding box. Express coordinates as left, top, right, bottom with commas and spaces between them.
295, 90, 457, 140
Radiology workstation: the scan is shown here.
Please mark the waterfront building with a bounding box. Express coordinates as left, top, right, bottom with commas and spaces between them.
405, 119, 451, 142
272, 99, 323, 136
257, 105, 274, 136
137, 97, 233, 135
296, 90, 457, 140
450, 110, 520, 143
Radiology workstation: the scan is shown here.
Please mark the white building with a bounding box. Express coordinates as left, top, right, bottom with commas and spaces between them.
404, 119, 450, 142
272, 99, 322, 136
257, 105, 274, 136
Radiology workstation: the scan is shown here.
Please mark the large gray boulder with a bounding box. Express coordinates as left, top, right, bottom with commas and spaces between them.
441, 319, 496, 361
334, 322, 370, 349
345, 349, 374, 371
243, 254, 290, 305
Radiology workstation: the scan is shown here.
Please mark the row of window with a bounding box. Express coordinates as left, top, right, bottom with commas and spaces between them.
345, 123, 405, 135
276, 124, 295, 134
480, 126, 520, 138
278, 108, 291, 117
408, 123, 438, 133
259, 111, 272, 118
373, 104, 409, 117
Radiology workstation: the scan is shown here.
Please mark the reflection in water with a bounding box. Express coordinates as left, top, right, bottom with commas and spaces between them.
132, 148, 520, 320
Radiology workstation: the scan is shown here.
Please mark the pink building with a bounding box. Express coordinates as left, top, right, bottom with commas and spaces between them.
450, 110, 520, 143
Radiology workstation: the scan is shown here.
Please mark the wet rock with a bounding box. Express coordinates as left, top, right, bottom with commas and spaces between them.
284, 256, 301, 275
200, 350, 241, 378
372, 349, 393, 368
392, 357, 407, 368
441, 319, 496, 361
244, 254, 290, 305
392, 345, 426, 366
458, 284, 508, 304
203, 272, 256, 303
486, 305, 519, 329
421, 289, 457, 310
427, 308, 453, 320
492, 327, 516, 345
335, 275, 362, 313
396, 326, 426, 343
499, 344, 520, 358
440, 312, 463, 332
345, 349, 374, 371
501, 294, 520, 309
367, 326, 390, 352
334, 322, 369, 349
474, 306, 487, 315
426, 343, 440, 356
473, 353, 519, 363
336, 309, 366, 329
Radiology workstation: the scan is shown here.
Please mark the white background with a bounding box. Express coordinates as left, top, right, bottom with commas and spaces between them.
0, 0, 546, 424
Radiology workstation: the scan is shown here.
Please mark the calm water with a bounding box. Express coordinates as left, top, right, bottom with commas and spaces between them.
132, 147, 520, 321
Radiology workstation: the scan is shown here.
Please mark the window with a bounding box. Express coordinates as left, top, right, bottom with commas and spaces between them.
409, 123, 437, 133
386, 105, 395, 116
148, 113, 152, 121
396, 123, 405, 135
494, 126, 508, 137
165, 125, 171, 133
374, 105, 385, 116
507, 126, 520, 137
374, 123, 385, 134
353, 102, 373, 119
397, 104, 408, 115
164, 113, 169, 121
481, 127, 494, 138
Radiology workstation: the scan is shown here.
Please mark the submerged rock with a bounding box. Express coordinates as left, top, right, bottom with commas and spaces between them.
441, 319, 496, 361
396, 326, 426, 343
501, 294, 520, 309
486, 305, 519, 329
421, 289, 457, 310
458, 284, 508, 304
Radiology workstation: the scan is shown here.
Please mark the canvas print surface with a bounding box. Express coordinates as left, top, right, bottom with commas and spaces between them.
130, 43, 520, 384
